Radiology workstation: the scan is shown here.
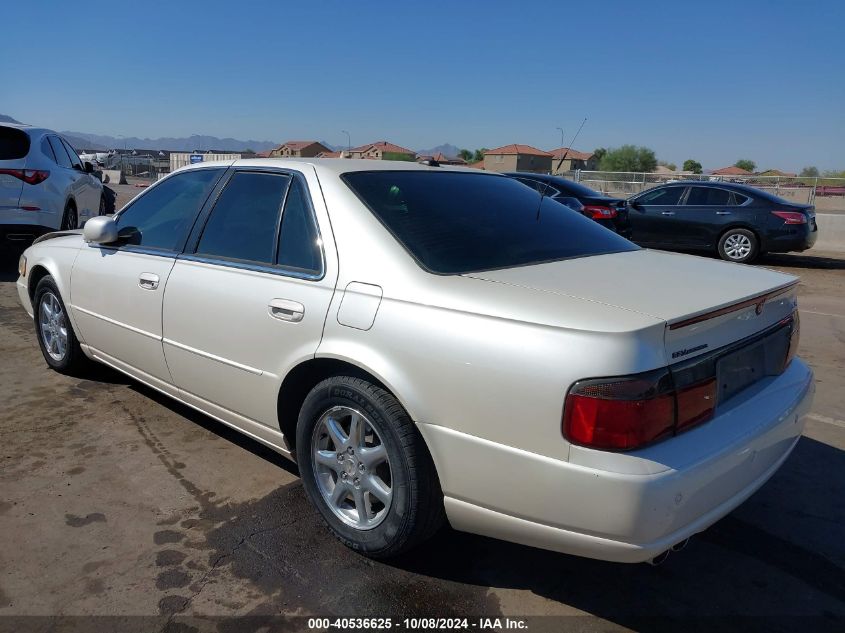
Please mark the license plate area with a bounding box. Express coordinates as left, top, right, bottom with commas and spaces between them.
716, 326, 791, 404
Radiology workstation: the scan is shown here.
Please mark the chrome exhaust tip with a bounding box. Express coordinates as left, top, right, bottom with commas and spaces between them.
671, 538, 691, 553
648, 550, 671, 566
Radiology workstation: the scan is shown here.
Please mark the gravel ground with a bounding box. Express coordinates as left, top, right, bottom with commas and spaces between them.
0, 246, 843, 632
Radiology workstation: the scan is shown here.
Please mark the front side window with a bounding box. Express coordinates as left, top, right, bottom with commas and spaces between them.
196, 171, 291, 264
115, 168, 223, 251
343, 171, 637, 275
638, 186, 685, 205
685, 187, 731, 206
61, 138, 82, 169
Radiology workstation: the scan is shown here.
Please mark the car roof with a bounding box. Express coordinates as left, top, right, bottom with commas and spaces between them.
176, 157, 502, 177
650, 180, 768, 195
0, 122, 53, 136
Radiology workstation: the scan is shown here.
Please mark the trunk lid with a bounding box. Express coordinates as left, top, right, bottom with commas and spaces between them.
465, 249, 798, 363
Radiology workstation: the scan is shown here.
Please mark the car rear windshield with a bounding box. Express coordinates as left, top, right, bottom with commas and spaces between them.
0, 126, 30, 160
342, 171, 638, 274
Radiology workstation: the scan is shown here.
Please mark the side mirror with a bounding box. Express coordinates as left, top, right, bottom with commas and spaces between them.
628, 200, 641, 210
84, 161, 95, 173
83, 215, 119, 244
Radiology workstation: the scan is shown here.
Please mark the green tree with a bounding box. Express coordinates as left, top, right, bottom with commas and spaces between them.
799, 166, 819, 177
658, 160, 677, 171
458, 148, 473, 161
598, 145, 657, 172
734, 159, 756, 172
593, 147, 607, 163
473, 148, 488, 163
683, 159, 703, 174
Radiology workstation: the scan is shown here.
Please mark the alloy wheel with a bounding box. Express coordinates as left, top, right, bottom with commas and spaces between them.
723, 233, 752, 260
39, 292, 68, 362
311, 405, 393, 530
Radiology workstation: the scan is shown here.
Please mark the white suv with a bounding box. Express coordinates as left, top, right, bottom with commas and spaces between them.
1, 123, 104, 245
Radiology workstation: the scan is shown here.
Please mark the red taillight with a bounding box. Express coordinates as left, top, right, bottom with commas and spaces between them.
563, 370, 675, 450
0, 169, 50, 185
771, 210, 807, 225
583, 204, 618, 219
675, 378, 716, 431
784, 312, 800, 370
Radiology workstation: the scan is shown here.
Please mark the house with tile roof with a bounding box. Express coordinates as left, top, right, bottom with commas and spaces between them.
269, 140, 332, 158
483, 144, 552, 173
417, 152, 467, 165
347, 141, 416, 161
548, 147, 598, 174
710, 165, 753, 176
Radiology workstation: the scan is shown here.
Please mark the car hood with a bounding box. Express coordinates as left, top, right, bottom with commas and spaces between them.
32, 229, 84, 245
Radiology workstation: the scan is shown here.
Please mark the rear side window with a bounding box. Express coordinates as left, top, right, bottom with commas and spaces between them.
277, 178, 322, 275
343, 171, 637, 275
0, 127, 30, 160
41, 138, 57, 162
730, 192, 749, 205
638, 186, 685, 205
115, 168, 223, 251
48, 137, 73, 168
686, 187, 731, 206
197, 171, 291, 264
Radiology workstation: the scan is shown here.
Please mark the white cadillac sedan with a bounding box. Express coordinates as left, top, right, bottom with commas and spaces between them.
16, 159, 814, 563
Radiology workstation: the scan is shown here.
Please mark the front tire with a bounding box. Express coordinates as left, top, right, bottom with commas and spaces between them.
718, 228, 758, 263
296, 376, 445, 558
33, 276, 89, 375
60, 201, 78, 230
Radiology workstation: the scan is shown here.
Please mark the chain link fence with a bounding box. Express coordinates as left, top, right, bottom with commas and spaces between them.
558, 171, 845, 212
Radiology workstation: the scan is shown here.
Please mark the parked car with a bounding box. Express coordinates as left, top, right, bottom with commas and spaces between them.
16, 160, 813, 563
627, 181, 818, 263
1, 123, 105, 245
505, 172, 631, 236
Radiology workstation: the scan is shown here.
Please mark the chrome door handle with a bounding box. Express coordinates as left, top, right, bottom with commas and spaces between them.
661, 211, 675, 216
716, 211, 732, 215
138, 272, 160, 290
269, 298, 304, 322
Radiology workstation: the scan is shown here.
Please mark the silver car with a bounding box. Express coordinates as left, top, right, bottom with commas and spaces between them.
16, 159, 813, 563
1, 123, 104, 244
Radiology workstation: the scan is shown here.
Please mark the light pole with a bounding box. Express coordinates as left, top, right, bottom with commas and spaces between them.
341, 130, 351, 155
556, 127, 565, 149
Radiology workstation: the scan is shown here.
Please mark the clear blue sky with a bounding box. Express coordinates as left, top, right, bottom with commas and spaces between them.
2, 1, 843, 171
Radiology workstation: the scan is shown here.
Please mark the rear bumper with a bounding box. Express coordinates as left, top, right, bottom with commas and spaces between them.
423, 359, 814, 563
763, 225, 817, 253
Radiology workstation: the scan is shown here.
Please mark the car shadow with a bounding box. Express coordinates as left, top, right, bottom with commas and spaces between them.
759, 252, 845, 270
118, 372, 845, 627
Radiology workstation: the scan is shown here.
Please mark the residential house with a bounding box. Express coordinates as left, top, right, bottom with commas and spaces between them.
483, 144, 552, 173
417, 152, 466, 165
710, 166, 753, 176
757, 169, 797, 177
315, 150, 343, 158
548, 147, 598, 174
269, 140, 332, 158
347, 141, 417, 161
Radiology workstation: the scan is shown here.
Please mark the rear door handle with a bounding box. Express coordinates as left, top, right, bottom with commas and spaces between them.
269, 298, 305, 322
716, 211, 732, 215
661, 211, 675, 216
138, 272, 160, 290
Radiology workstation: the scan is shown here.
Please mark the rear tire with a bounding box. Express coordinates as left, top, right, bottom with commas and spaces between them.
718, 228, 758, 264
60, 201, 78, 230
33, 276, 90, 375
296, 376, 445, 558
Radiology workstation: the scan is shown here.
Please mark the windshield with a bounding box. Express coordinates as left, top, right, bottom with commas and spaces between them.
342, 171, 638, 275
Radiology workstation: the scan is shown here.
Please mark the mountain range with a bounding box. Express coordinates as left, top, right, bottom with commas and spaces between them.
1, 114, 461, 157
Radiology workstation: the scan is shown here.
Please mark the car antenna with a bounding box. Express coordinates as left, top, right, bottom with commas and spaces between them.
536, 117, 588, 221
